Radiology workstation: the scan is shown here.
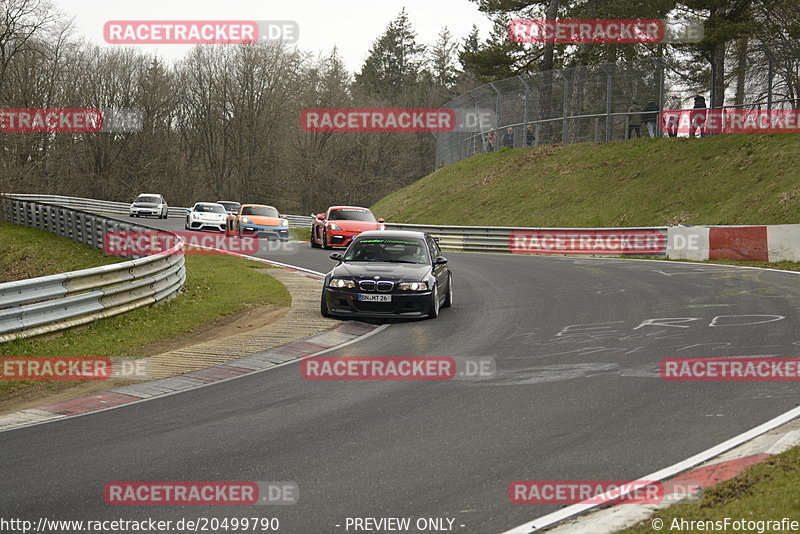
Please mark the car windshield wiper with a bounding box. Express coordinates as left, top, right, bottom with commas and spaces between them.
384, 259, 422, 264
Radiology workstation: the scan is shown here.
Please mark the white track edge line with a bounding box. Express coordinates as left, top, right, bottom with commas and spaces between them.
499, 404, 800, 534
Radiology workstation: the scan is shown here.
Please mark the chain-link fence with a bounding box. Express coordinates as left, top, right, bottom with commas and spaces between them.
436, 57, 794, 167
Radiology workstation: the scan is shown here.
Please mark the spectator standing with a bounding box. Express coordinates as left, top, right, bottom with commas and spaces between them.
627, 101, 643, 139
502, 127, 514, 148
664, 94, 682, 137
526, 124, 535, 146
643, 100, 659, 138
690, 95, 707, 138
485, 130, 496, 152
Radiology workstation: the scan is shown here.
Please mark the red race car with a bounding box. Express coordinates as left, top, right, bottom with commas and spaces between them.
311, 206, 385, 249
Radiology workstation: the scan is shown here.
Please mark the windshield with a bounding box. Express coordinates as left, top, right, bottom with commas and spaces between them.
135, 195, 160, 204
218, 202, 240, 211
329, 209, 376, 222
343, 237, 428, 263
241, 206, 279, 218
194, 204, 226, 213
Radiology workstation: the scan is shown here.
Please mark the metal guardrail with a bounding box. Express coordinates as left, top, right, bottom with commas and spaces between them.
4, 194, 314, 228
384, 222, 668, 253
0, 195, 186, 342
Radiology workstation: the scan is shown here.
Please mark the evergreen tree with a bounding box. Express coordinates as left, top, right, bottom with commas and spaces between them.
355, 9, 426, 98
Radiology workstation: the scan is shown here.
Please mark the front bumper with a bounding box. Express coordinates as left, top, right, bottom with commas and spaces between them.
323, 288, 433, 318
188, 219, 226, 231
130, 208, 162, 217
241, 225, 289, 241
326, 230, 360, 248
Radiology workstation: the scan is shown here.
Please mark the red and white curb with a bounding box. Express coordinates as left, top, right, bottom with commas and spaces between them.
502, 406, 800, 533
0, 321, 387, 433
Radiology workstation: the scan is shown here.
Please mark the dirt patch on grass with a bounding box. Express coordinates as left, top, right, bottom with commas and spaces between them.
0, 303, 289, 416
137, 303, 289, 356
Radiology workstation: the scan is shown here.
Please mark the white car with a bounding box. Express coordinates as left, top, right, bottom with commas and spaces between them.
130, 194, 168, 219
185, 202, 228, 232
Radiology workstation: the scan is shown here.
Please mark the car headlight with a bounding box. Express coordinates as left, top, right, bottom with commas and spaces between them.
328, 278, 356, 289
281, 218, 289, 227
327, 223, 342, 231
397, 281, 429, 291
191, 212, 200, 219
241, 217, 252, 224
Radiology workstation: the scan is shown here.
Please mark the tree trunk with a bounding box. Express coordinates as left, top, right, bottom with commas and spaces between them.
734, 37, 747, 105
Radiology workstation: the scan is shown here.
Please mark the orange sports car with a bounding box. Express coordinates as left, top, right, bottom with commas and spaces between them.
230, 204, 290, 241
310, 206, 384, 249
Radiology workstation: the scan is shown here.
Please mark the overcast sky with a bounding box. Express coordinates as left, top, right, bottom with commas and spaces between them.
55, 0, 495, 73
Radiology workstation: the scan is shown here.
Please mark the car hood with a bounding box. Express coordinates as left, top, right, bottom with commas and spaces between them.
242, 215, 281, 226
195, 212, 226, 219
133, 202, 159, 207
331, 262, 431, 282
328, 220, 380, 232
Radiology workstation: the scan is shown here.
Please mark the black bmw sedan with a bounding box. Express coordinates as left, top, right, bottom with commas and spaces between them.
321, 230, 452, 319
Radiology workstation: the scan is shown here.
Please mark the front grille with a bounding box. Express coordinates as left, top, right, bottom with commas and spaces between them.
359, 280, 375, 291
376, 281, 394, 292
358, 280, 394, 292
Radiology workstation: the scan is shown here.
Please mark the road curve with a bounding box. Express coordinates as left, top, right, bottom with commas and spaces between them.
2, 218, 799, 533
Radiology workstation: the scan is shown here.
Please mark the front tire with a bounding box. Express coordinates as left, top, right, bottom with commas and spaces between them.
310, 227, 321, 248
442, 275, 452, 308
320, 293, 331, 317
322, 230, 330, 250
428, 283, 440, 319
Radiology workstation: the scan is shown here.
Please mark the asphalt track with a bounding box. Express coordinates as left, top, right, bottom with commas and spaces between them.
2, 218, 800, 533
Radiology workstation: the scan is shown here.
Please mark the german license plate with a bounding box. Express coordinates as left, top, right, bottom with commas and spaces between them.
358, 294, 391, 302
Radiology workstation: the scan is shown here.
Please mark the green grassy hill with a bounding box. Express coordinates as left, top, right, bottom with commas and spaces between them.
371, 134, 800, 227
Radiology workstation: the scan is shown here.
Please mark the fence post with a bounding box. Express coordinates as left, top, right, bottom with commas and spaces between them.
602, 64, 614, 143
560, 70, 569, 144
490, 82, 500, 148
657, 57, 665, 137
520, 76, 530, 144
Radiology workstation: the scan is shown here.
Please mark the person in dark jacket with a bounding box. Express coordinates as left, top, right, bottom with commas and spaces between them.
690, 95, 707, 138
525, 124, 535, 146
643, 100, 659, 137
502, 127, 514, 148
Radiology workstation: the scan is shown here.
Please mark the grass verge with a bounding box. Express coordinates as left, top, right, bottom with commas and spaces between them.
618, 446, 800, 533
1, 224, 291, 395
290, 227, 310, 241
0, 220, 120, 283
372, 134, 800, 227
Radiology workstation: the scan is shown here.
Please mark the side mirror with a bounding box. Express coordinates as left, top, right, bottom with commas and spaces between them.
330, 253, 343, 261
433, 237, 440, 243
378, 218, 385, 223
317, 214, 325, 220
434, 256, 448, 265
